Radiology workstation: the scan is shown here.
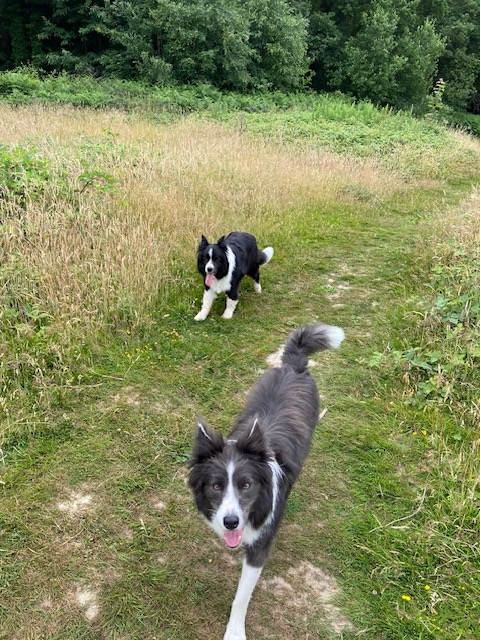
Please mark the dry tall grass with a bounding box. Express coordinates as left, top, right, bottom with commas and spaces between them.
0, 104, 404, 336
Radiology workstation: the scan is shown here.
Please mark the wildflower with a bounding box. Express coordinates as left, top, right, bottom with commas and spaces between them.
424, 585, 431, 590
401, 595, 411, 601
422, 430, 427, 435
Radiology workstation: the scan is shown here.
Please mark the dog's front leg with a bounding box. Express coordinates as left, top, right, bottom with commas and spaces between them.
224, 561, 263, 640
195, 289, 217, 321
221, 296, 238, 320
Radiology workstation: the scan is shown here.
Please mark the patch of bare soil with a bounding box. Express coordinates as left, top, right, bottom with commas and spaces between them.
257, 560, 352, 638
57, 490, 94, 517
69, 583, 100, 622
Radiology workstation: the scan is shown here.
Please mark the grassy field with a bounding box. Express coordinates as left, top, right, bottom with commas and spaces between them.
0, 88, 479, 640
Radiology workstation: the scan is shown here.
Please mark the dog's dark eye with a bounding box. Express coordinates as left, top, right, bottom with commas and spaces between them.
242, 482, 250, 490
212, 483, 222, 491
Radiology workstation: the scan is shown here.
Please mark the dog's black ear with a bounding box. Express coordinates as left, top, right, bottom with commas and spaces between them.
199, 235, 209, 249
190, 420, 224, 465
237, 418, 268, 458
217, 235, 226, 247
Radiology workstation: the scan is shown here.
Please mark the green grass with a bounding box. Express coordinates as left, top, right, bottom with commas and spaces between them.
0, 80, 479, 640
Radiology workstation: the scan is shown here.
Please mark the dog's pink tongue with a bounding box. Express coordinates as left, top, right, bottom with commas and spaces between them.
205, 273, 215, 287
224, 529, 243, 548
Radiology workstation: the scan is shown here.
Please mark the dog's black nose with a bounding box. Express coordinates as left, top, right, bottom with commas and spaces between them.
206, 265, 214, 273
223, 515, 239, 530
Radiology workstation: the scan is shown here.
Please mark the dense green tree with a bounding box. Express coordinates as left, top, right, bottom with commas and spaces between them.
0, 0, 477, 111
342, 2, 407, 105
38, 0, 110, 74
309, 0, 444, 111
419, 0, 479, 111
148, 0, 253, 87
245, 0, 310, 90
92, 0, 309, 89
0, 0, 51, 68
342, 2, 443, 109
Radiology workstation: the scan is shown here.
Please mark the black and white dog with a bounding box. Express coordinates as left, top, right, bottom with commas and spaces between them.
188, 323, 345, 640
194, 232, 273, 321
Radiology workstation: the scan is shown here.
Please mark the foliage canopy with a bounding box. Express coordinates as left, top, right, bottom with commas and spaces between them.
0, 0, 478, 112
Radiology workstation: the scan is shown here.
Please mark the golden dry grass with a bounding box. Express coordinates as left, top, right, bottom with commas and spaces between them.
0, 104, 404, 334
432, 187, 479, 250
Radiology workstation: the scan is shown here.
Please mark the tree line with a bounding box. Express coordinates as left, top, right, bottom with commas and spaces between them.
0, 0, 479, 113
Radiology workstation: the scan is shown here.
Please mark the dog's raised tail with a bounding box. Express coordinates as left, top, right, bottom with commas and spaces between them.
281, 323, 345, 373
259, 246, 274, 266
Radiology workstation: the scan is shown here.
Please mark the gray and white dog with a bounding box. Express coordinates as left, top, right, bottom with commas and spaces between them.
188, 323, 345, 639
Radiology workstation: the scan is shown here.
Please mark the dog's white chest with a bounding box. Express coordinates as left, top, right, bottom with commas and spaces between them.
210, 247, 236, 294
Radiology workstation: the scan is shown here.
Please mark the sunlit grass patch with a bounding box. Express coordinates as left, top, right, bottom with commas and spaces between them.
0, 100, 479, 640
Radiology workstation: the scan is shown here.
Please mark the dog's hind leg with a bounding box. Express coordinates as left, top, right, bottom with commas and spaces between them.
224, 561, 263, 640
246, 266, 262, 294
250, 269, 262, 294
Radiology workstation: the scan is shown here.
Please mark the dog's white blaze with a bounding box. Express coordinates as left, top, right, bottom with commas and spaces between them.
224, 561, 263, 640
212, 460, 243, 537
205, 248, 215, 274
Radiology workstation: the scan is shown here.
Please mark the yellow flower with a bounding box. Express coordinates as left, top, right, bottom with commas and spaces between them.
401, 595, 411, 601
424, 585, 431, 590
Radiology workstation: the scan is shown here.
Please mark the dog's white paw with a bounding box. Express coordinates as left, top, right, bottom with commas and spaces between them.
223, 624, 246, 640
221, 310, 234, 319
194, 311, 207, 321
253, 282, 262, 294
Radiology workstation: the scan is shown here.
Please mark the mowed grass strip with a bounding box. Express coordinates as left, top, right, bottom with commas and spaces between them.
0, 103, 479, 640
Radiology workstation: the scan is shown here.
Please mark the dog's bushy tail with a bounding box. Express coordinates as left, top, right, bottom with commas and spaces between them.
259, 247, 274, 266
282, 323, 345, 373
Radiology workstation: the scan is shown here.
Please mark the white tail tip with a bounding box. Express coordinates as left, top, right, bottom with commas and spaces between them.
326, 326, 345, 349
262, 247, 274, 265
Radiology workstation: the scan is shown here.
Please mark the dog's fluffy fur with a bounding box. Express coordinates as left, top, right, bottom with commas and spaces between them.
194, 232, 273, 320
189, 323, 345, 639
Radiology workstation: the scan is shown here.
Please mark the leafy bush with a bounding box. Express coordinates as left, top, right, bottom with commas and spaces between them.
445, 112, 480, 137
0, 143, 51, 207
